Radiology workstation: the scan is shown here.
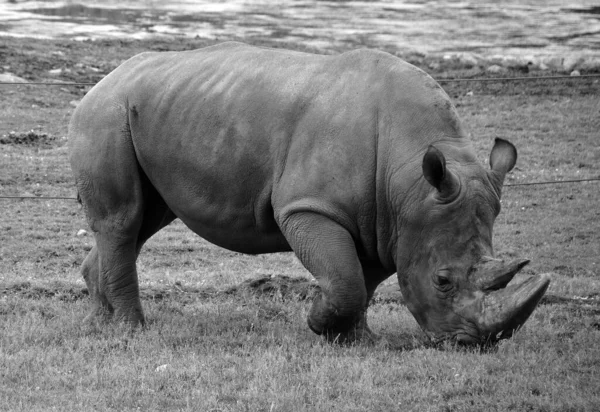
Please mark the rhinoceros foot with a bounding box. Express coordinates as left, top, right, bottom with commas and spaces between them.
307, 292, 378, 344
320, 321, 379, 345
82, 303, 145, 328
82, 306, 113, 325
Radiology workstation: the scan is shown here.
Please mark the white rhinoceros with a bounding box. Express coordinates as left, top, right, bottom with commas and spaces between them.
69, 42, 549, 344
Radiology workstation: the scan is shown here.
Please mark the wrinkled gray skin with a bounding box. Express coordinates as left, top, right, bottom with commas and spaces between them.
69, 42, 549, 344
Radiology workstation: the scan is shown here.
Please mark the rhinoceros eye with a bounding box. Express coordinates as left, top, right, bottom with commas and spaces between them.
434, 271, 453, 292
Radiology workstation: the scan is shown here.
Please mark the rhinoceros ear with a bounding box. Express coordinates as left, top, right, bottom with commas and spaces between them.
490, 138, 517, 177
422, 145, 459, 198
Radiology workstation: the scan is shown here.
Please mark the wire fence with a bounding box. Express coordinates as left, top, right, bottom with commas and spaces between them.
1, 73, 600, 87
1, 177, 599, 202
438, 74, 600, 83
1, 73, 599, 201
0, 81, 95, 86
0, 195, 78, 200
505, 178, 600, 187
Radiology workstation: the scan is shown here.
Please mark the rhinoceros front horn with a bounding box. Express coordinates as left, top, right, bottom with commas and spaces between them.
473, 259, 550, 342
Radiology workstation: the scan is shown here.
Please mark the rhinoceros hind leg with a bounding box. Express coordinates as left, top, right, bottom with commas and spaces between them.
90, 231, 144, 325
80, 196, 176, 326
80, 245, 113, 324
279, 212, 369, 342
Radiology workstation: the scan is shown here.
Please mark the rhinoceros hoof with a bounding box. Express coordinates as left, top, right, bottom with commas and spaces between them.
83, 305, 145, 328
321, 324, 379, 345
307, 292, 363, 335
82, 305, 114, 325
113, 308, 146, 327
307, 300, 376, 344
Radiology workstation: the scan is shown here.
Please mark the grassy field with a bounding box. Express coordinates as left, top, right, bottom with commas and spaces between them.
1, 37, 600, 411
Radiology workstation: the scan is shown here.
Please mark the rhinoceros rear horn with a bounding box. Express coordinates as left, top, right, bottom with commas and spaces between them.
422, 145, 459, 199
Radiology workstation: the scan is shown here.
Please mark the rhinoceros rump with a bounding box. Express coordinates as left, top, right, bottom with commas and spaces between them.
69, 42, 549, 344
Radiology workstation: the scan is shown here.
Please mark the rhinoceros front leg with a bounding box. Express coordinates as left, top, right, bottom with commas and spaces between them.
279, 212, 371, 342
353, 263, 392, 340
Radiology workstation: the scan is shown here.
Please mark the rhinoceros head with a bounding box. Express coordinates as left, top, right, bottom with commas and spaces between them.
395, 138, 549, 344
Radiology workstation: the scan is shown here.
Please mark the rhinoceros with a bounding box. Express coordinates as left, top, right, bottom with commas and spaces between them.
69, 42, 549, 344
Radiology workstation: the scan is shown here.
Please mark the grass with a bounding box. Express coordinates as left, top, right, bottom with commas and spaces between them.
1, 295, 598, 411
1, 37, 599, 411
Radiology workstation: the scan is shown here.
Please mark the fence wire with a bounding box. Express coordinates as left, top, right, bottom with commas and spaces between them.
2, 178, 599, 201
437, 74, 600, 83
1, 74, 599, 87
505, 178, 600, 187
0, 195, 78, 200
1, 73, 599, 202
